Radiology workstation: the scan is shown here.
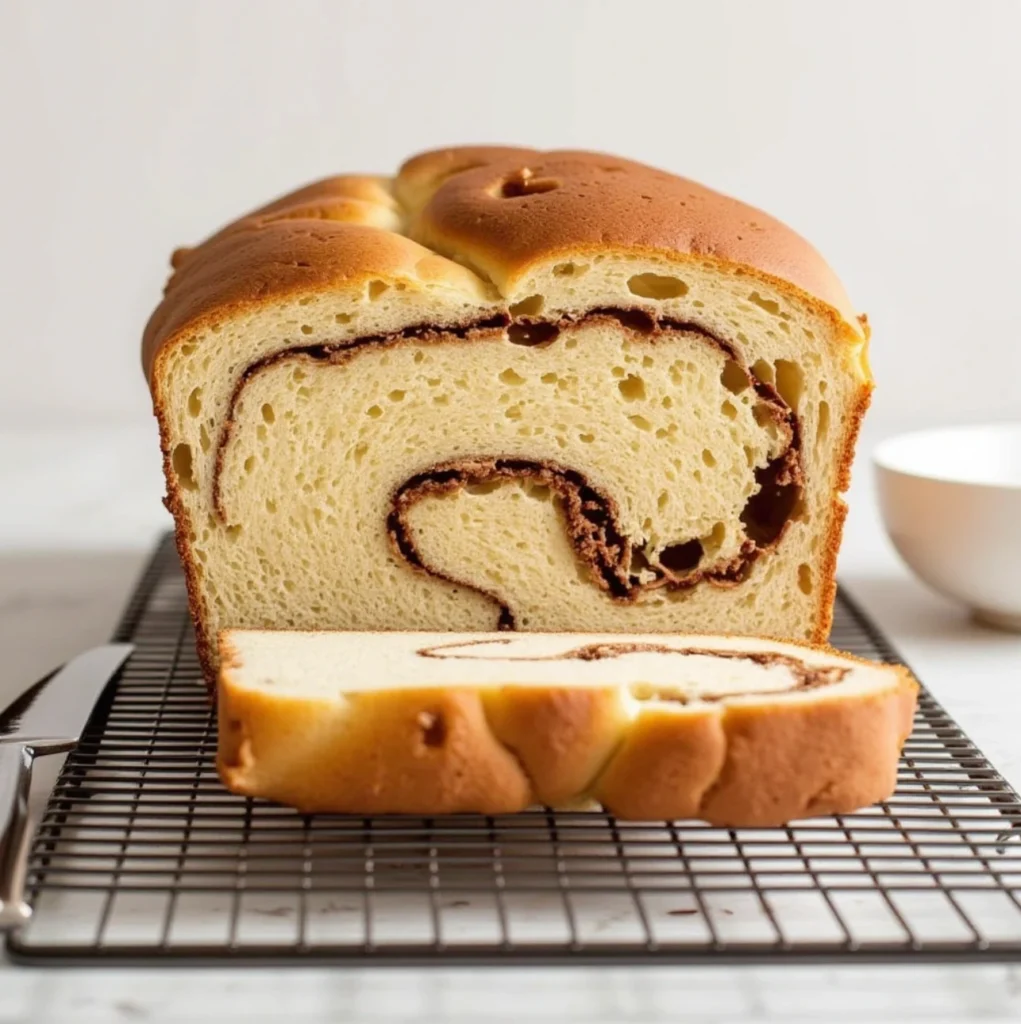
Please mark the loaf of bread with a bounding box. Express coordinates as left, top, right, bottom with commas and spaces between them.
143, 147, 872, 683
218, 630, 916, 824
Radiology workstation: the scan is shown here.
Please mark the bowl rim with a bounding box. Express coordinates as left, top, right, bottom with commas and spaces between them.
872, 422, 1021, 492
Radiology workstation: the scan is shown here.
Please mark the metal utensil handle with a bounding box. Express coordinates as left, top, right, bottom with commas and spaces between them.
0, 743, 34, 930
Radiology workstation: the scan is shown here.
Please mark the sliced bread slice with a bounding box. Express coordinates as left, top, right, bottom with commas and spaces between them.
218, 630, 916, 825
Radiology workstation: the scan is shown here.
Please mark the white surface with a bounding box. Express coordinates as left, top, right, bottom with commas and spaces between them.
1, 0, 1020, 435
0, 425, 1019, 1022
875, 424, 1021, 627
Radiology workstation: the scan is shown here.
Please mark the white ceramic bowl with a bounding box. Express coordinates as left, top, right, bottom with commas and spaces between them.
874, 423, 1021, 631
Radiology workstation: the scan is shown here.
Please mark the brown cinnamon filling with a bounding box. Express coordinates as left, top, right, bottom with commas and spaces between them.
213, 309, 804, 627
416, 638, 850, 700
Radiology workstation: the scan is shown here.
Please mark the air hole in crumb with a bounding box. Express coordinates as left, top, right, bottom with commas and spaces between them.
300, 324, 314, 335
265, 499, 276, 514
628, 414, 653, 432
774, 360, 804, 412
752, 358, 775, 385
353, 442, 368, 464
611, 366, 626, 379
172, 444, 197, 490
335, 312, 352, 324
818, 401, 831, 442
660, 539, 703, 574
466, 480, 502, 496
368, 280, 389, 300
553, 262, 587, 277
199, 424, 211, 453
508, 322, 559, 347
579, 432, 595, 443
504, 405, 523, 420
618, 374, 646, 402
741, 466, 800, 546
188, 388, 203, 417
702, 448, 717, 467
388, 389, 406, 402
604, 308, 657, 334
662, 396, 673, 409
798, 564, 813, 594
367, 405, 383, 418
657, 491, 669, 510
721, 360, 750, 394
703, 521, 727, 556
243, 456, 256, 474
418, 710, 446, 747
509, 294, 545, 317
721, 400, 738, 420
261, 403, 275, 424
541, 372, 558, 384
748, 291, 781, 316
499, 368, 526, 386
627, 273, 688, 299
225, 524, 242, 542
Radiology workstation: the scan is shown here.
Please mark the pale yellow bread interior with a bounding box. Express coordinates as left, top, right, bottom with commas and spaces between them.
145, 148, 872, 681
224, 629, 895, 699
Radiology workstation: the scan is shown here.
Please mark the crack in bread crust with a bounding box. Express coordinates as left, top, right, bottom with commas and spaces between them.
416, 638, 850, 699
213, 309, 804, 627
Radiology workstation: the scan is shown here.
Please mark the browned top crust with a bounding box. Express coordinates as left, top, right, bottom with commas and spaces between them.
142, 146, 860, 381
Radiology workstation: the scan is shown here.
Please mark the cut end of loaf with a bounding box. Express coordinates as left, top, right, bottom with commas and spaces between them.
217, 629, 917, 824
145, 146, 872, 686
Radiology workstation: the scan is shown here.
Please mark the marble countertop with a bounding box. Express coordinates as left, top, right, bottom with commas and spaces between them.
1, 426, 1019, 1023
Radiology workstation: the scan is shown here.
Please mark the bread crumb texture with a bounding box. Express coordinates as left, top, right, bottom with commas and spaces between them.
144, 147, 873, 683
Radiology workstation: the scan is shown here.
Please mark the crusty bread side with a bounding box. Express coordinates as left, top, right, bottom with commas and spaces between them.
145, 148, 873, 683
217, 630, 917, 825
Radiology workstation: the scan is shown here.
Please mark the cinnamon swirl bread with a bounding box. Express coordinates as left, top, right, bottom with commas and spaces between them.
218, 630, 916, 824
143, 147, 872, 682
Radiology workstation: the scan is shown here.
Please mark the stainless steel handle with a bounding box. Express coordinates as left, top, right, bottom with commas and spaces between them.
0, 743, 35, 930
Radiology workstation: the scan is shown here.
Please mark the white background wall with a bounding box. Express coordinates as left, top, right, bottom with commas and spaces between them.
0, 0, 1018, 433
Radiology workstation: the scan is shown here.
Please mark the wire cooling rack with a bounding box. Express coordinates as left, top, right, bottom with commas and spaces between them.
7, 534, 1021, 965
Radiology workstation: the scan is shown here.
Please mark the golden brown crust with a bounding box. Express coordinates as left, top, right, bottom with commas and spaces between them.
217, 633, 918, 825
482, 686, 628, 806
598, 675, 914, 825
143, 146, 866, 382
219, 681, 531, 815
404, 148, 857, 323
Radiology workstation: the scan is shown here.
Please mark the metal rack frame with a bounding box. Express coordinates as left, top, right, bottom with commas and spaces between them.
7, 534, 1021, 965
